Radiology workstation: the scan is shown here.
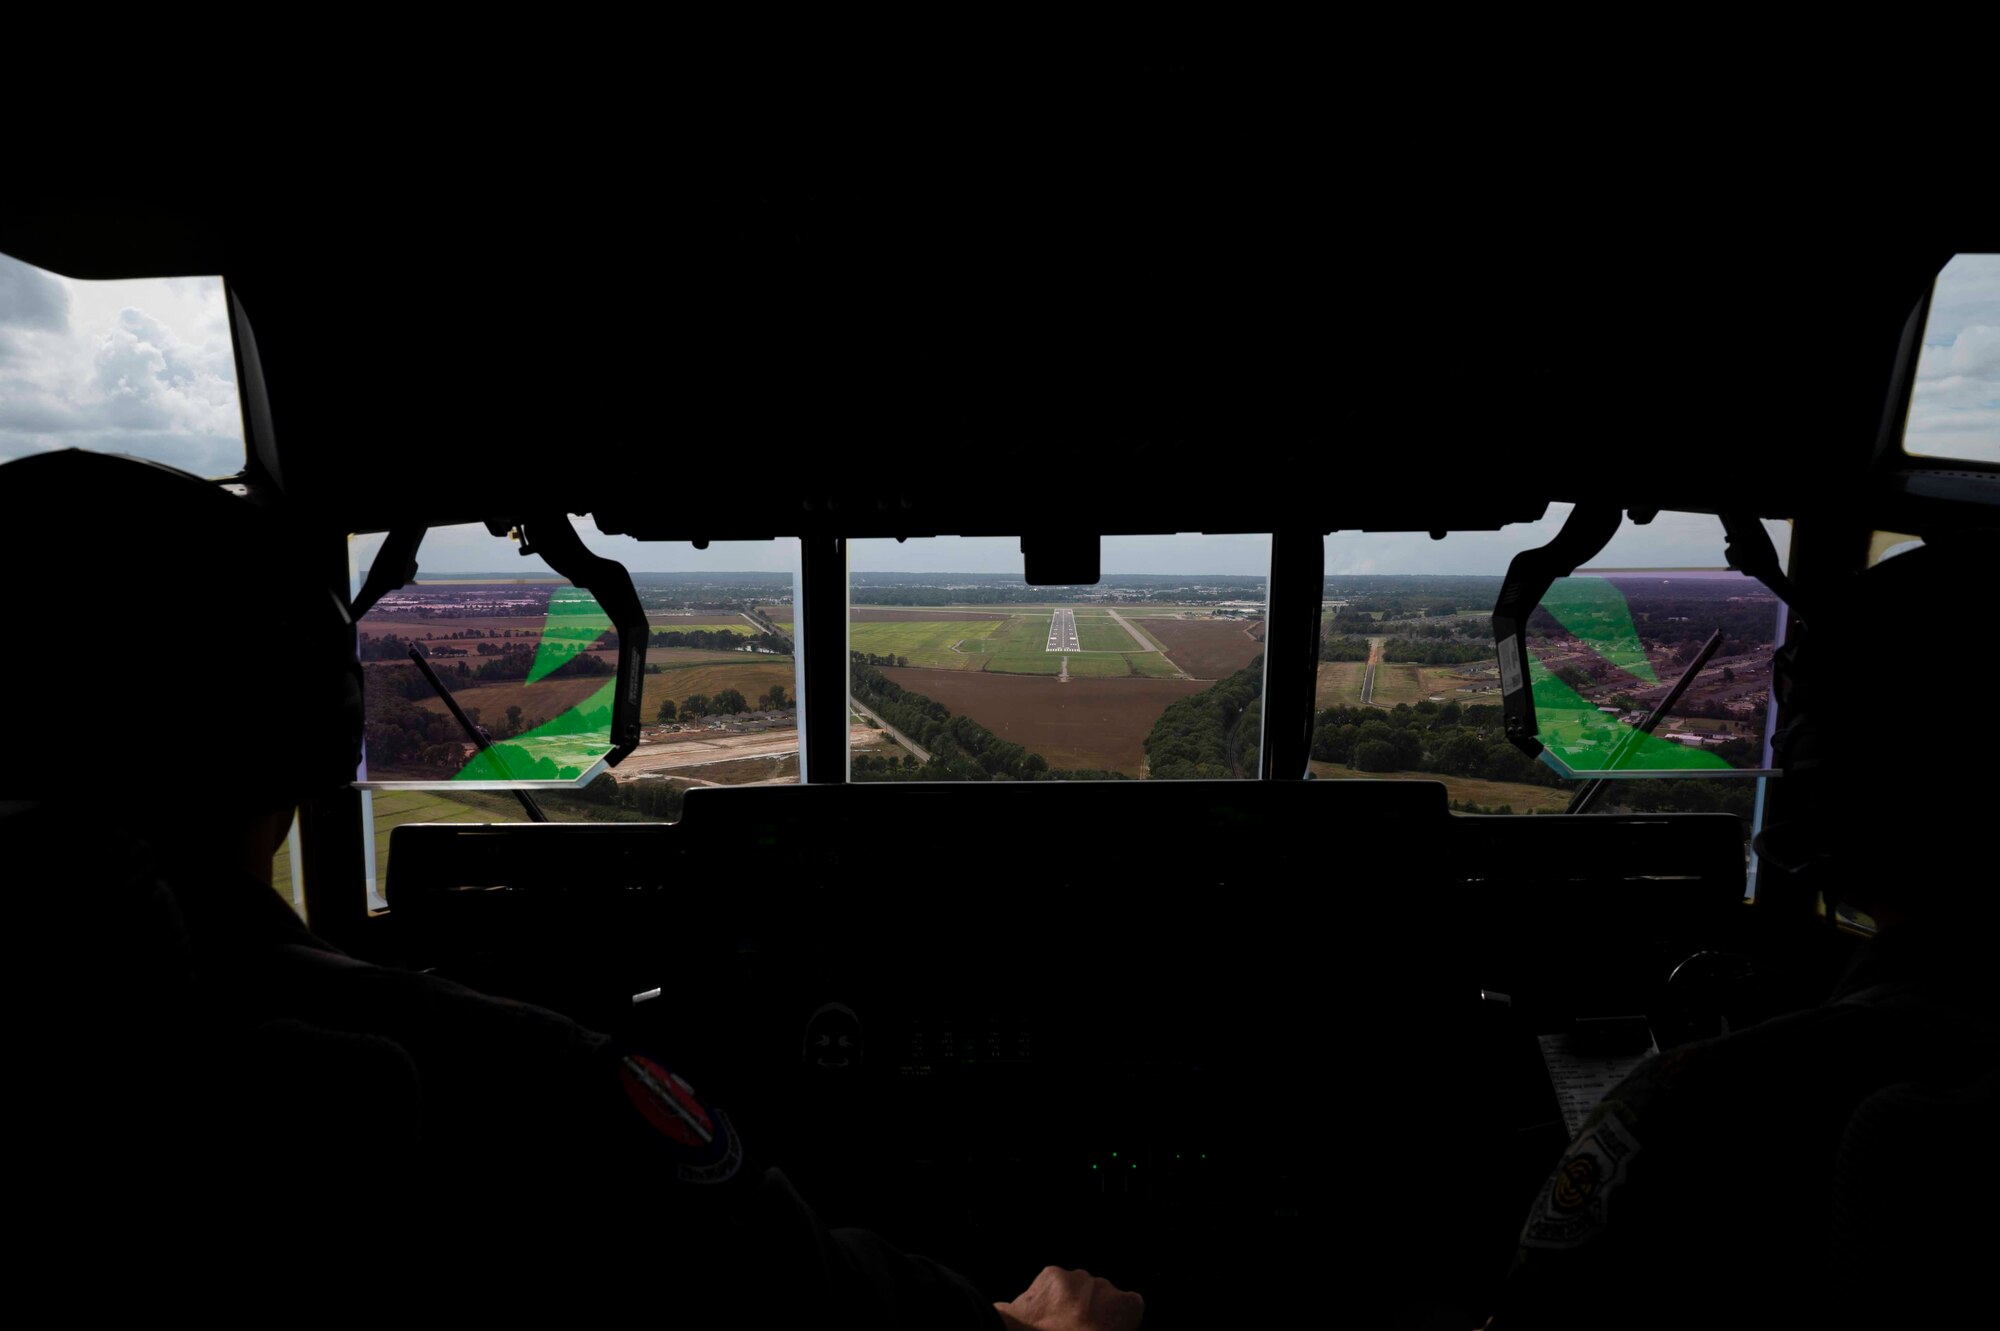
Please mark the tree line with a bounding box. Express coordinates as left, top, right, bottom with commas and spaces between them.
1305, 698, 1757, 827
1144, 657, 1264, 779
656, 684, 793, 723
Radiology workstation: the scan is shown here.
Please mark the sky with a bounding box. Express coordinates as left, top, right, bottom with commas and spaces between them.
0, 255, 244, 477
7, 248, 1990, 578
1904, 253, 2000, 465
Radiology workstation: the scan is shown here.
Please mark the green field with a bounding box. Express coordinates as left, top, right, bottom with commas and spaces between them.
1316, 661, 1369, 708
1053, 652, 1169, 678
844, 611, 1187, 678
1078, 617, 1141, 651
848, 619, 1008, 668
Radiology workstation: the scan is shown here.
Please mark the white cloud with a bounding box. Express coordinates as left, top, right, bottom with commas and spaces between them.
0, 255, 244, 476
1905, 254, 2000, 465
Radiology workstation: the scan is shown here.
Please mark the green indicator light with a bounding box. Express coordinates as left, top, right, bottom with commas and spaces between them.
1131, 1163, 1138, 1170
1091, 1164, 1098, 1171
1202, 1154, 1208, 1160
1176, 1154, 1181, 1159
1111, 1152, 1118, 1158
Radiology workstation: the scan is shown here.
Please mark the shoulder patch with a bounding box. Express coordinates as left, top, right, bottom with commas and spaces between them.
1520, 1111, 1643, 1250
619, 1054, 744, 1185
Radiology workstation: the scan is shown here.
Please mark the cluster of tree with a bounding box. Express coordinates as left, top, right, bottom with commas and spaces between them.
1381, 637, 1493, 665
470, 645, 613, 683
1144, 658, 1264, 779
1326, 577, 1502, 617
1320, 635, 1371, 661
560, 771, 687, 820
1311, 701, 1563, 787
849, 657, 1124, 781
856, 652, 911, 668
358, 632, 423, 662
1307, 697, 1759, 829
363, 692, 475, 771
654, 684, 791, 725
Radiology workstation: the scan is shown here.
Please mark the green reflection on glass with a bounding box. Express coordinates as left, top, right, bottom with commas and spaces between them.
528, 586, 612, 685
448, 583, 616, 783
1539, 577, 1656, 685
1526, 651, 1728, 772
455, 680, 616, 782
1526, 574, 1735, 773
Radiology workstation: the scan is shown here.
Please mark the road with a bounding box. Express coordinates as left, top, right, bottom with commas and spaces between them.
1104, 607, 1188, 677
848, 697, 933, 762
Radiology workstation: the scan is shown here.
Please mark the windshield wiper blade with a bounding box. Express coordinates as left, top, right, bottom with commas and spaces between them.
408, 647, 548, 823
1567, 628, 1725, 816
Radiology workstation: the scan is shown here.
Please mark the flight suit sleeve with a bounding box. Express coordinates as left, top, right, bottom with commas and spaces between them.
226, 923, 1001, 1328
1485, 1007, 1876, 1331
606, 1045, 1006, 1329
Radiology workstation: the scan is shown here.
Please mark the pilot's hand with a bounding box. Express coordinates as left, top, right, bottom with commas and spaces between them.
994, 1266, 1144, 1331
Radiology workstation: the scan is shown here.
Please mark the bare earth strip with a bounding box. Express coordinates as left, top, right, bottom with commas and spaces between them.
1105, 606, 1163, 651
880, 668, 1205, 774
613, 722, 874, 776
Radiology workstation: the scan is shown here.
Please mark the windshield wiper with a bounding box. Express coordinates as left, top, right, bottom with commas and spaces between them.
408, 647, 549, 823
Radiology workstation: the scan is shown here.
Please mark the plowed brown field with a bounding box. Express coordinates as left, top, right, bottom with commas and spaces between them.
1141, 618, 1267, 678
880, 668, 1205, 775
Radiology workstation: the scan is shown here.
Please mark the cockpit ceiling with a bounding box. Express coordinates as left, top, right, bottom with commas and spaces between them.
2, 186, 1980, 533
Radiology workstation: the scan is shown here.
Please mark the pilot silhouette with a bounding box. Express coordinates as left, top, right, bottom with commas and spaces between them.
1, 447, 1143, 1331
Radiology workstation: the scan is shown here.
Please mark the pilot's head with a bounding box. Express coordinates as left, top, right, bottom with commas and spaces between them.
1758, 534, 1996, 928
0, 449, 362, 870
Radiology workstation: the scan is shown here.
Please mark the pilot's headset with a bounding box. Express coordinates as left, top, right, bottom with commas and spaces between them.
1755, 533, 1996, 891
0, 448, 363, 809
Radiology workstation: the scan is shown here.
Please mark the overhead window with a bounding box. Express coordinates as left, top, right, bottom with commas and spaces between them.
0, 251, 245, 475
1902, 252, 2000, 466
846, 535, 1270, 782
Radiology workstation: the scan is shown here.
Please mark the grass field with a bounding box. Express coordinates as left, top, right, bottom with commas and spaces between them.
412, 674, 618, 727
846, 610, 1185, 679
1364, 664, 1500, 707
640, 661, 798, 715
1078, 618, 1139, 651
1315, 661, 1369, 708
1306, 763, 1572, 813
848, 619, 1008, 668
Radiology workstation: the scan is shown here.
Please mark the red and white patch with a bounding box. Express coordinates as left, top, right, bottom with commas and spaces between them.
620, 1054, 715, 1148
